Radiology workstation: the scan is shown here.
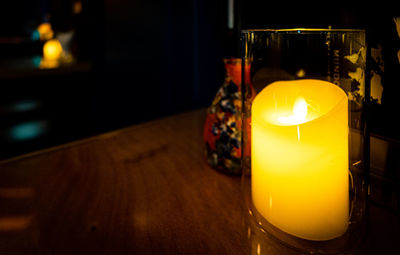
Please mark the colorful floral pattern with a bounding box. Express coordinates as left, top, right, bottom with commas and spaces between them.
203, 58, 254, 175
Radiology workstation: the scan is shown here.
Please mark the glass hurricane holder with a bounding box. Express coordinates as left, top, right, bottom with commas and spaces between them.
241, 29, 369, 254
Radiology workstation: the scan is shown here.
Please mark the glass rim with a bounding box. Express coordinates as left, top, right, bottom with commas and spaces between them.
242, 28, 366, 34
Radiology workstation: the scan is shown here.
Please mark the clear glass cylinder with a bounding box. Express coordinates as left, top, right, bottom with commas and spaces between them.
241, 29, 369, 254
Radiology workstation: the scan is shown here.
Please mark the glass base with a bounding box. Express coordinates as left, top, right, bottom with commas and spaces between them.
242, 176, 368, 254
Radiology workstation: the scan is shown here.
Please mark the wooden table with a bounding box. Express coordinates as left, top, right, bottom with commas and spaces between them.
0, 109, 399, 254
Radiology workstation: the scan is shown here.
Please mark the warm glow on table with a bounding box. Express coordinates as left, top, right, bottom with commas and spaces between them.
251, 79, 349, 241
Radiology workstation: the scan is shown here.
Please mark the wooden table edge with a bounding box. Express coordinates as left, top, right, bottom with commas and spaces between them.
0, 108, 206, 166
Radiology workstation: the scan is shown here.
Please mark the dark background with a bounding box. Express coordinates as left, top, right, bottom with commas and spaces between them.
0, 0, 399, 160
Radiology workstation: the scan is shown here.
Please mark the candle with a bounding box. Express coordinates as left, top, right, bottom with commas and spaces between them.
251, 79, 349, 241
43, 39, 63, 61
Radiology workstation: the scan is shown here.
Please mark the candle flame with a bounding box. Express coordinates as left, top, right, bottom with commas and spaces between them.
293, 97, 308, 120
278, 97, 308, 125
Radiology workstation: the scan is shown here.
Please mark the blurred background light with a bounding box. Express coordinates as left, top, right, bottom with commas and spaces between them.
37, 23, 54, 41
8, 120, 49, 142
32, 55, 42, 67
7, 100, 40, 113
43, 39, 62, 60
73, 1, 82, 15
31, 29, 40, 41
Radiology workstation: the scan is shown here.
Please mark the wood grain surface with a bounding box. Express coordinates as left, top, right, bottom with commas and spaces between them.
0, 109, 399, 255
0, 109, 247, 255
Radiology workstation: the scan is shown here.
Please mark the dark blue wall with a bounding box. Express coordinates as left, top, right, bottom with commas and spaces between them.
1, 0, 400, 160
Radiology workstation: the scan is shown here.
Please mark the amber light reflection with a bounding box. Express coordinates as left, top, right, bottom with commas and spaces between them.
0, 187, 34, 231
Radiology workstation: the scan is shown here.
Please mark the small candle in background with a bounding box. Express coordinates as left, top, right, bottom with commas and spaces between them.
40, 39, 63, 68
43, 39, 63, 60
